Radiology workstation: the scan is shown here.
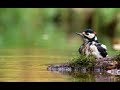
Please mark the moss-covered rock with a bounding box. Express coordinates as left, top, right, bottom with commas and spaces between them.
47, 54, 120, 72
69, 55, 96, 69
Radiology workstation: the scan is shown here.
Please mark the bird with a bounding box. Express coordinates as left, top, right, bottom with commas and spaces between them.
76, 29, 108, 59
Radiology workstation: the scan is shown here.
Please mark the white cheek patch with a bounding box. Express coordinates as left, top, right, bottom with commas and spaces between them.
88, 33, 95, 39
84, 33, 95, 39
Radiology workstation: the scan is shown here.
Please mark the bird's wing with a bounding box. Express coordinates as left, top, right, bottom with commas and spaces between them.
96, 45, 108, 57
101, 44, 107, 50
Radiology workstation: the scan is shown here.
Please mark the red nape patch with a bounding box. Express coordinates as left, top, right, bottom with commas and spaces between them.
94, 31, 96, 35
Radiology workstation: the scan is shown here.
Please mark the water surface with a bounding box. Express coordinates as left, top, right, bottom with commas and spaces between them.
0, 49, 120, 82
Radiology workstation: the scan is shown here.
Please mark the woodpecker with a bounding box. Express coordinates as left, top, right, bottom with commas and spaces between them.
76, 29, 108, 59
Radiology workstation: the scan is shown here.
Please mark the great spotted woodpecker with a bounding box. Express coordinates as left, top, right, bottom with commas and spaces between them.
76, 29, 108, 59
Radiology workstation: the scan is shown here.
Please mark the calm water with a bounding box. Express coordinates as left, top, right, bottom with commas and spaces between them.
0, 49, 120, 82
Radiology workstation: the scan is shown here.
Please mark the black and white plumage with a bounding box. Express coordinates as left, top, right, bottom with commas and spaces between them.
76, 29, 108, 59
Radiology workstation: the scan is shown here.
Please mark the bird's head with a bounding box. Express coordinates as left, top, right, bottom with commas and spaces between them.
82, 29, 96, 39
76, 29, 97, 42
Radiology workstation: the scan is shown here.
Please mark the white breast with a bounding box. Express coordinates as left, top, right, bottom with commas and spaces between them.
90, 44, 103, 59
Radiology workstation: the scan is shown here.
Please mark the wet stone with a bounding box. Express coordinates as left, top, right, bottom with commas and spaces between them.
47, 64, 73, 72
47, 56, 120, 75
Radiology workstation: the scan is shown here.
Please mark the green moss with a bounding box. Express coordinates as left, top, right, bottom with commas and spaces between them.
113, 53, 120, 63
69, 52, 120, 70
70, 55, 96, 68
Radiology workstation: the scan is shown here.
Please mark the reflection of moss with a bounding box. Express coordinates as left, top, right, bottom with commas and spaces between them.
69, 55, 96, 69
70, 72, 95, 82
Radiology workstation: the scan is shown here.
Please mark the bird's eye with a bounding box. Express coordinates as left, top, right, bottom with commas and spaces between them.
86, 33, 89, 35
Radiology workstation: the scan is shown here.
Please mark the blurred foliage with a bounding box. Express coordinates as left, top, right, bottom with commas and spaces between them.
0, 8, 67, 49
0, 8, 119, 54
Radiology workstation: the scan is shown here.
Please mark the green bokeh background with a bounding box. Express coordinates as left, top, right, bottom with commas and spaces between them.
0, 8, 119, 54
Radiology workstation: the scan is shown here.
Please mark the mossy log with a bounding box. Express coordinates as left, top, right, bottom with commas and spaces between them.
47, 55, 120, 73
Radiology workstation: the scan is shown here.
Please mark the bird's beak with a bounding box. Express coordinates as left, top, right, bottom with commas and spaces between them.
82, 32, 85, 35
76, 32, 83, 36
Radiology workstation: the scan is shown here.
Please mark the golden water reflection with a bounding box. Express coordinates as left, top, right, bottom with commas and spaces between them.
0, 49, 120, 82
0, 49, 73, 82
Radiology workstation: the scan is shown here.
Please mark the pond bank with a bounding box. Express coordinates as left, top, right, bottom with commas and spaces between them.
47, 54, 120, 75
